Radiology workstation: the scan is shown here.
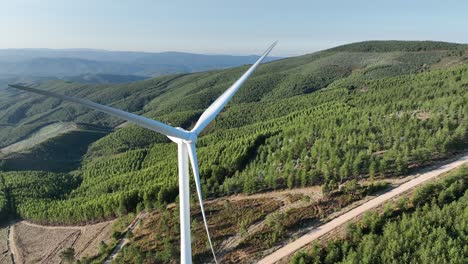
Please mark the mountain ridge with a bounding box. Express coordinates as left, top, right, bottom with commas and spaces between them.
0, 49, 282, 78
326, 40, 466, 52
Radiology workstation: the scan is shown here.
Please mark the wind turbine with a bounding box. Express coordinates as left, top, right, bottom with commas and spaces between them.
9, 41, 277, 264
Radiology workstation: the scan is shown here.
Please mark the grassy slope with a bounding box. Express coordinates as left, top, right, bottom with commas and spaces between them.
0, 41, 467, 226
2, 129, 109, 172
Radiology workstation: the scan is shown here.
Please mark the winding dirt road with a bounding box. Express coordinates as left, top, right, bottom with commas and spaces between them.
258, 154, 468, 264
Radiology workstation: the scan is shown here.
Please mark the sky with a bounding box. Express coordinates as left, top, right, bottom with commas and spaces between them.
1, 0, 467, 56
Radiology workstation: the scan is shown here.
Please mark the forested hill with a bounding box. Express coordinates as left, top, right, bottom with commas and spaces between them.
327, 40, 466, 52
0, 40, 467, 224
1, 40, 466, 149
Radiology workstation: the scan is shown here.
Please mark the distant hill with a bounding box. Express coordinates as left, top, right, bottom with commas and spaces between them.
327, 40, 466, 52
61, 74, 148, 84
0, 49, 282, 77
0, 73, 148, 89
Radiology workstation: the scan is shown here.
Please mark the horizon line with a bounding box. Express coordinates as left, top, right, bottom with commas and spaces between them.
0, 39, 465, 58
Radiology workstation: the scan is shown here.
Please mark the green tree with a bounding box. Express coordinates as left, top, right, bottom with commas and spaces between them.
59, 247, 75, 264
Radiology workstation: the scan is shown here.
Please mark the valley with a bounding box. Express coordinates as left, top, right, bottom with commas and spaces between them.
0, 40, 467, 263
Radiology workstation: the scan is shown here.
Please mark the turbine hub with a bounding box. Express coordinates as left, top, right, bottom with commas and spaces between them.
183, 130, 197, 144
167, 127, 197, 144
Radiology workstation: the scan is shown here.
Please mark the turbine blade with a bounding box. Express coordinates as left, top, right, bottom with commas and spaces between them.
191, 41, 277, 134
186, 142, 218, 264
8, 84, 191, 140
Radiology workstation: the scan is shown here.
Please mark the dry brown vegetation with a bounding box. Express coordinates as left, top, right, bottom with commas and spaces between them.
117, 182, 387, 263
132, 197, 283, 263
10, 220, 114, 264
226, 182, 388, 263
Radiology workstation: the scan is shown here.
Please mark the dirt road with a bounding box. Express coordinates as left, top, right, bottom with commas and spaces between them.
258, 154, 468, 264
8, 224, 20, 264
104, 212, 147, 264
19, 219, 114, 230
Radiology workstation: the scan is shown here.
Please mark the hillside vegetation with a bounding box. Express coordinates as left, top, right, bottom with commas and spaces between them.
1, 41, 466, 149
291, 166, 467, 264
0, 41, 467, 225
327, 40, 466, 52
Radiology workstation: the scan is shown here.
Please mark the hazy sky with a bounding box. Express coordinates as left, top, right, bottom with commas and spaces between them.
1, 0, 467, 56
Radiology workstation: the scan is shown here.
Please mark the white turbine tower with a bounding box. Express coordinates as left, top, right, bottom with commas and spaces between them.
9, 41, 277, 264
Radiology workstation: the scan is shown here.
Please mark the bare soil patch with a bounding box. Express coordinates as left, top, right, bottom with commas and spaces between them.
11, 220, 114, 264
0, 226, 13, 264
